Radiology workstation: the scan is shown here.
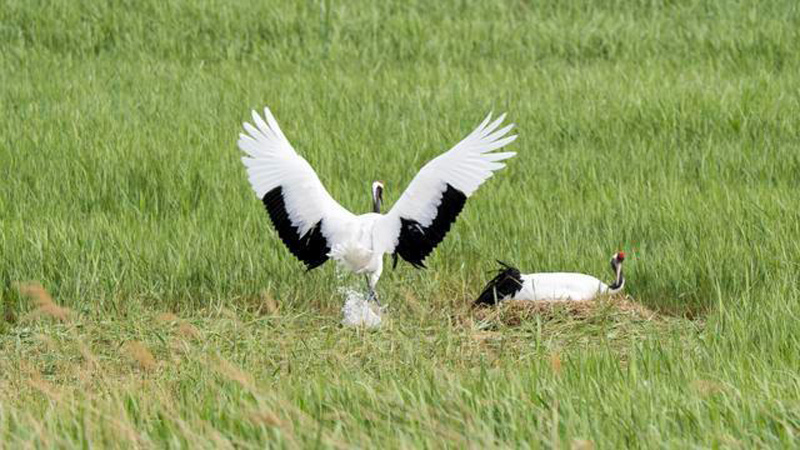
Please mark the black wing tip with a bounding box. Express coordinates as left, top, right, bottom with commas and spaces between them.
304, 259, 327, 271
474, 261, 524, 306
392, 252, 427, 270
395, 184, 467, 268
262, 186, 330, 270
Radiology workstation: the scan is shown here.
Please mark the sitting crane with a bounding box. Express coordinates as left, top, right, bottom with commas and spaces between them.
475, 252, 626, 305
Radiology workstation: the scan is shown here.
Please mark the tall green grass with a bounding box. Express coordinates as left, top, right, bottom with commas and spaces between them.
2, 0, 800, 446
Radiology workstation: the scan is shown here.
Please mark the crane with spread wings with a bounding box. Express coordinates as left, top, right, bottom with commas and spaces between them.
238, 107, 518, 304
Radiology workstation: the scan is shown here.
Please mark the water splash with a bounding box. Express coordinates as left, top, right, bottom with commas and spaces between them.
333, 266, 383, 328
339, 287, 382, 328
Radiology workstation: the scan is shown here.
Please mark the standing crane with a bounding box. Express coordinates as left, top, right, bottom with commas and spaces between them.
238, 107, 518, 303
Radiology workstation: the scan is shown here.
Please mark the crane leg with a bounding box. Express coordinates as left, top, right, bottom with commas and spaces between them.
364, 274, 381, 307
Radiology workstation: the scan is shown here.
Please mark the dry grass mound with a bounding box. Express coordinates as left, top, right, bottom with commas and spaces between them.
471, 295, 659, 328
454, 295, 696, 358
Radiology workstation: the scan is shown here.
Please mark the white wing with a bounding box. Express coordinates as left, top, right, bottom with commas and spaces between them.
238, 107, 356, 269
375, 113, 518, 268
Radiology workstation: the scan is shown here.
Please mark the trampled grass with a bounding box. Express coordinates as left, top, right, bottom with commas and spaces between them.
2, 0, 800, 447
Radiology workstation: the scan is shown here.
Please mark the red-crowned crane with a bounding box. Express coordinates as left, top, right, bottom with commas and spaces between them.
475, 252, 626, 305
238, 107, 518, 304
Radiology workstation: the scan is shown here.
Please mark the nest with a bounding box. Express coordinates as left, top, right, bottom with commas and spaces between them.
470, 295, 658, 327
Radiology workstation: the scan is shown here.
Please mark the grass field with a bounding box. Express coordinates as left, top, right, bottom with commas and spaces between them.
2, 0, 800, 447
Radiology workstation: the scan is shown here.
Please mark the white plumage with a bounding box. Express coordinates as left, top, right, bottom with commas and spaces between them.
515, 272, 619, 301
238, 107, 518, 303
475, 253, 626, 304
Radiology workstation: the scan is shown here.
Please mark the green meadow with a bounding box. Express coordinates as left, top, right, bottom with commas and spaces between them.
1, 0, 800, 447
